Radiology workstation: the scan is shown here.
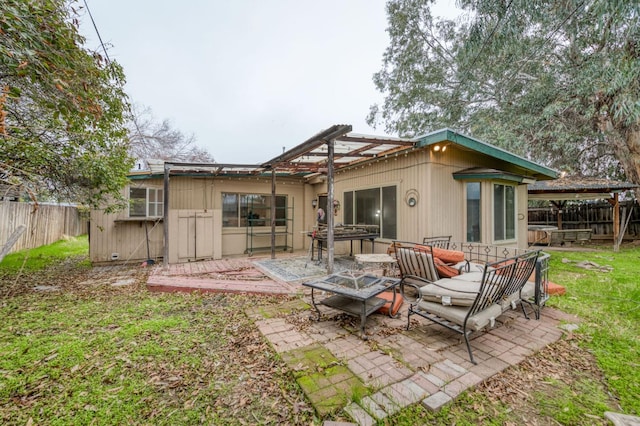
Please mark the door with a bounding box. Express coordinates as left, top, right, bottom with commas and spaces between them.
175, 210, 214, 262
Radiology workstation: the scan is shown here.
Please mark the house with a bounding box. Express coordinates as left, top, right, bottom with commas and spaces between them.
89, 126, 558, 265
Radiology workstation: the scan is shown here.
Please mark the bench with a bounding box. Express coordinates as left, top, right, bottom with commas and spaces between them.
394, 244, 541, 364
549, 229, 592, 246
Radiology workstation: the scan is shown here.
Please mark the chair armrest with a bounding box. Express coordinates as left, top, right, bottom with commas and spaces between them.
399, 278, 424, 305
457, 259, 470, 272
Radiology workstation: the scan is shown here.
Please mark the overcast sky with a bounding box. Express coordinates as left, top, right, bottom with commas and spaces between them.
80, 1, 460, 164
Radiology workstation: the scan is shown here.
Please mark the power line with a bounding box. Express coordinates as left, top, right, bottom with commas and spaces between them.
466, 0, 514, 71
82, 0, 112, 66
449, 1, 588, 112
82, 0, 148, 152
496, 1, 587, 95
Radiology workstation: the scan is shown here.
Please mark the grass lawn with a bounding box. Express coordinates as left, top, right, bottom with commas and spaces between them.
545, 247, 640, 414
1, 237, 638, 425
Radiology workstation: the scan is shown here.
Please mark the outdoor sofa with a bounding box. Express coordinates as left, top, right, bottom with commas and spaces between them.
390, 241, 547, 364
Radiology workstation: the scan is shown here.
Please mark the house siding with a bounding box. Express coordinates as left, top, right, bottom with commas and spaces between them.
90, 134, 539, 264
90, 175, 316, 263
332, 145, 531, 252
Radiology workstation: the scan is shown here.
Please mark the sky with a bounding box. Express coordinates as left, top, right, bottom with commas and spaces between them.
80, 1, 460, 164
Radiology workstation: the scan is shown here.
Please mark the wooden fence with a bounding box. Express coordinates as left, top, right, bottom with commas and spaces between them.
0, 202, 88, 254
529, 200, 640, 240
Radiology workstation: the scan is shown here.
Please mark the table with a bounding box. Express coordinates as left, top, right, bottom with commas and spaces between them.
308, 228, 379, 261
302, 272, 400, 338
527, 225, 558, 246
354, 253, 397, 276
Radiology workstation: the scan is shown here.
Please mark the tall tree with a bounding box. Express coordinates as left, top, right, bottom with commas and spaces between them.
0, 0, 132, 208
127, 105, 215, 163
369, 0, 640, 183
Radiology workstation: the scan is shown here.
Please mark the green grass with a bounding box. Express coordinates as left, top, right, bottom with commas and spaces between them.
546, 247, 640, 416
2, 237, 639, 425
0, 236, 314, 425
385, 244, 640, 425
0, 235, 90, 273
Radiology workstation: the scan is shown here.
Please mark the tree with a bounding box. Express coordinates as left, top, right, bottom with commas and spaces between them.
368, 0, 640, 183
0, 0, 132, 209
127, 105, 215, 163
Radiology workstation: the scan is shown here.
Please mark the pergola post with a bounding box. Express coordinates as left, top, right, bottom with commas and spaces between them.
270, 169, 276, 259
327, 139, 335, 274
163, 163, 170, 268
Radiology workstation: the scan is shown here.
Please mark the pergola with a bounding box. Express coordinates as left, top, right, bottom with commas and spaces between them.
528, 176, 639, 245
162, 125, 417, 271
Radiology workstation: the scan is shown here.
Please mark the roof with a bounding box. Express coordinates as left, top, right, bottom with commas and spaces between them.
416, 128, 558, 180
128, 125, 558, 181
528, 176, 639, 200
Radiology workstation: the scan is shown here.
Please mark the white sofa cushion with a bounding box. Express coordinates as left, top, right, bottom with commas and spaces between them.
420, 278, 485, 307
453, 271, 485, 282
415, 300, 503, 331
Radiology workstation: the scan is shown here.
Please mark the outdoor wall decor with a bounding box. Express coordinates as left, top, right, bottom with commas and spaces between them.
405, 189, 419, 207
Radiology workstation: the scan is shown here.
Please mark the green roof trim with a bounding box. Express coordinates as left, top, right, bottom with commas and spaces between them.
415, 128, 558, 179
129, 174, 164, 180
452, 169, 529, 183
128, 172, 305, 180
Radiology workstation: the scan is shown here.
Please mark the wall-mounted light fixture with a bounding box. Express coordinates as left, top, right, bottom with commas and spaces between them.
432, 143, 449, 152
311, 199, 317, 208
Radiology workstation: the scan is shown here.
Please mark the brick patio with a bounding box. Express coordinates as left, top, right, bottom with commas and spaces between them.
146, 256, 577, 424
250, 291, 576, 424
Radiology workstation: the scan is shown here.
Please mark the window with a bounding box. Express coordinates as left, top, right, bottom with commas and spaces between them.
466, 182, 481, 242
493, 183, 516, 241
129, 187, 163, 218
343, 186, 396, 239
222, 193, 287, 227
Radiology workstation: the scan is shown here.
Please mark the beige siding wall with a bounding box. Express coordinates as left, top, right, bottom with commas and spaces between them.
169, 177, 216, 209
332, 146, 532, 251
91, 144, 535, 263
89, 213, 164, 264
516, 184, 529, 249
91, 176, 317, 263
333, 148, 480, 247
90, 179, 164, 264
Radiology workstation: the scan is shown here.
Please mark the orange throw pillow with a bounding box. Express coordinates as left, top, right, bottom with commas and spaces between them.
377, 290, 404, 316
414, 245, 465, 264
493, 258, 516, 275
434, 257, 461, 278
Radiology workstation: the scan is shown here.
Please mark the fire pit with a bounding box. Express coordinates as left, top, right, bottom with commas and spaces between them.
303, 271, 400, 338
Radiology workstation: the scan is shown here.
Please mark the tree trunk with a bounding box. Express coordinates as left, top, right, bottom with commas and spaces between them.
607, 122, 640, 185
623, 125, 640, 185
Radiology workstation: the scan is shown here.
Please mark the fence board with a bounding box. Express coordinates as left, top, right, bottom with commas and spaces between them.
0, 202, 88, 254
529, 200, 640, 240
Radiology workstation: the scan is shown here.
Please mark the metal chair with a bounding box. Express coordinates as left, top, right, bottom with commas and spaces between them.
422, 236, 452, 249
